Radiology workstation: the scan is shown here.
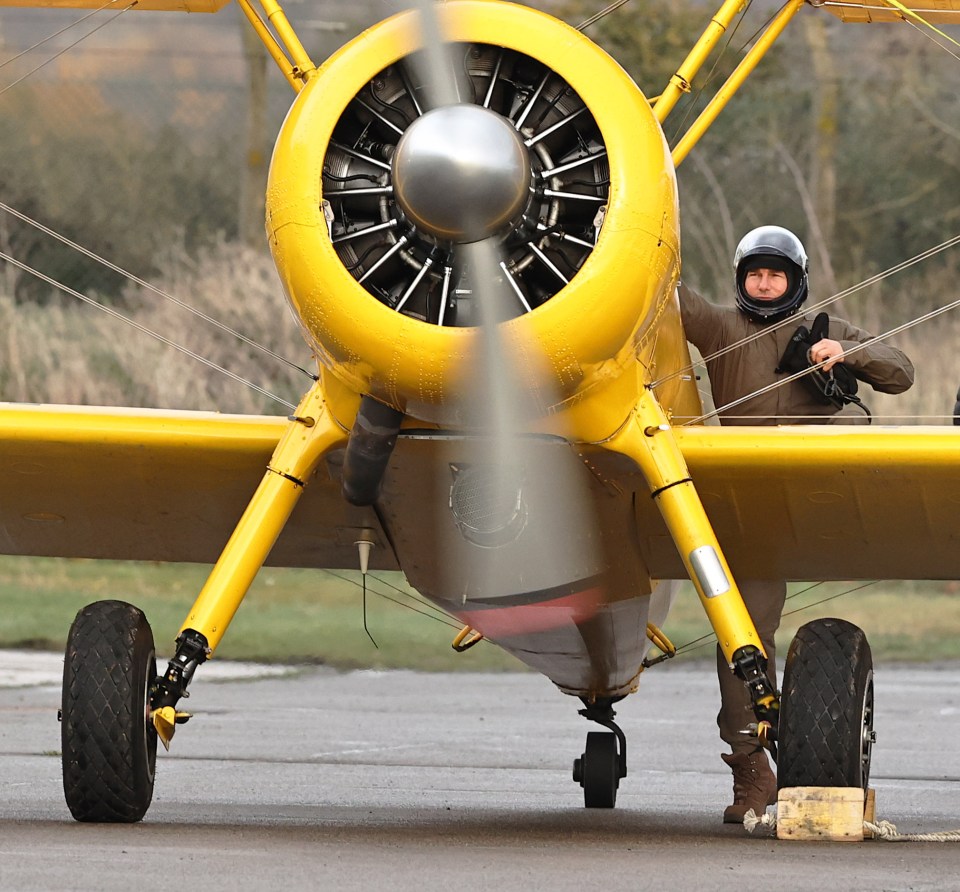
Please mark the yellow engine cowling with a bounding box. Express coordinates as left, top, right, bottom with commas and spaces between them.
265, 0, 681, 434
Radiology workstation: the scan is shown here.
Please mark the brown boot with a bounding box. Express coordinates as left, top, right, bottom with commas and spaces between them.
721, 750, 777, 824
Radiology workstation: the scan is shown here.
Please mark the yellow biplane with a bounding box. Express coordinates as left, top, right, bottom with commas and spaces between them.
1, 0, 959, 822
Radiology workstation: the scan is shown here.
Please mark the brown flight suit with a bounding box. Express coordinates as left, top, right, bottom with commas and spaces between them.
678, 282, 915, 753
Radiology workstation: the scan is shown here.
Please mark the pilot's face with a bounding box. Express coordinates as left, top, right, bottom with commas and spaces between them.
743, 268, 788, 300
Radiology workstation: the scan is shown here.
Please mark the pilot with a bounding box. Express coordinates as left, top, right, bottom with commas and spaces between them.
678, 225, 914, 823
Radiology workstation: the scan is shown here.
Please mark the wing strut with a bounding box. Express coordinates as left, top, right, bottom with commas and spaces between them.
236, 0, 317, 92
669, 0, 804, 167
653, 0, 748, 124
150, 381, 346, 748
608, 389, 780, 746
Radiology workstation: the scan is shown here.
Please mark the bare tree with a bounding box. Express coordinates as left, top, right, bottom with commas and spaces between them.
239, 15, 270, 248
802, 15, 837, 264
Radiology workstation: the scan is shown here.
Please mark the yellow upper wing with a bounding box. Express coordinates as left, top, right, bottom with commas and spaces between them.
0, 0, 230, 10
0, 403, 396, 570
818, 1, 960, 23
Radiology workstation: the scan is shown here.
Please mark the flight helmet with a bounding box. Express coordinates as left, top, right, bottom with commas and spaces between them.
733, 225, 809, 323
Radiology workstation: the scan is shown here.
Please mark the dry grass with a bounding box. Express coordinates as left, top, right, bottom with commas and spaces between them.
835, 259, 960, 425
661, 580, 960, 665
0, 239, 314, 414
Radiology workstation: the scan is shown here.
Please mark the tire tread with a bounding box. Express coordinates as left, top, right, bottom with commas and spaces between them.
777, 617, 872, 790
61, 600, 157, 822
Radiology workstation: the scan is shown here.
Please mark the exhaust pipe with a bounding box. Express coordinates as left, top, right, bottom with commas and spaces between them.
341, 395, 404, 506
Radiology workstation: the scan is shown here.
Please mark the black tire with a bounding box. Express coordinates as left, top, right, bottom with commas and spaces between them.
777, 617, 874, 791
61, 600, 158, 822
582, 731, 619, 809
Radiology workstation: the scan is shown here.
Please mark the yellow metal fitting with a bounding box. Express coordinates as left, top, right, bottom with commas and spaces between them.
646, 622, 676, 657
642, 622, 678, 668
452, 626, 484, 652
151, 707, 193, 751
756, 720, 775, 749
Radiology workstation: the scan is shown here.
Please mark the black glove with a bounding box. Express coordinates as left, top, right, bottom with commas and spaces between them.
776, 313, 867, 415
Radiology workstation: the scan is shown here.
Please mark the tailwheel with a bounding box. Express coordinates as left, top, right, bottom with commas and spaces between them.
61, 600, 159, 822
573, 731, 621, 808
777, 617, 875, 793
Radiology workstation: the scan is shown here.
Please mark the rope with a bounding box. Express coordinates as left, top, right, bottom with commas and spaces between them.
865, 820, 960, 843
743, 808, 960, 842
743, 808, 777, 833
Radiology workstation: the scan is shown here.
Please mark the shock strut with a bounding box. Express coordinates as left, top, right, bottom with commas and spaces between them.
150, 629, 209, 748
732, 644, 780, 757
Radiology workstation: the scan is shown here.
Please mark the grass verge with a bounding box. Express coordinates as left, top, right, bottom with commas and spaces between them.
2, 556, 958, 669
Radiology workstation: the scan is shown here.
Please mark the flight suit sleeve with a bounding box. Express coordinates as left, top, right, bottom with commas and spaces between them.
830, 318, 915, 394
677, 282, 723, 355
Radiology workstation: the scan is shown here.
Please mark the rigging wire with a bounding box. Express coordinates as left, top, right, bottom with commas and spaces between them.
666, 580, 881, 660
321, 568, 467, 632
650, 3, 960, 418
0, 249, 298, 410
0, 0, 127, 73
324, 565, 891, 664
884, 0, 960, 59
684, 413, 959, 423
903, 18, 960, 64
0, 203, 317, 382
688, 281, 960, 425
573, 0, 762, 145
667, 580, 825, 657
356, 570, 458, 622
3, 1, 950, 658
0, 0, 138, 99
652, 232, 960, 393
0, 0, 316, 394
575, 0, 633, 32
663, 0, 762, 147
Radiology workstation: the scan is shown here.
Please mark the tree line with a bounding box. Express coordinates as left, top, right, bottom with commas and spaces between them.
1, 0, 957, 419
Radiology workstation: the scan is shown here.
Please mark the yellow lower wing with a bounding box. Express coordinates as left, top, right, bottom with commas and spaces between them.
631, 425, 960, 581
0, 403, 394, 570
3, 403, 959, 582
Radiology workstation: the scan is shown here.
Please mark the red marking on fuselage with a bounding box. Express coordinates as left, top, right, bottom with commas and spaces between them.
453, 586, 603, 639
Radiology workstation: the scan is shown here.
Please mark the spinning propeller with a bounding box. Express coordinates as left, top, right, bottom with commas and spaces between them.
334, 1, 610, 652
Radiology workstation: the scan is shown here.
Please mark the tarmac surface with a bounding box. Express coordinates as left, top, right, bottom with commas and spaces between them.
1, 652, 959, 890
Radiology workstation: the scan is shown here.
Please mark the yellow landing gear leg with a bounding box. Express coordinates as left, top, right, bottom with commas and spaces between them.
610, 389, 779, 743
151, 382, 346, 748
